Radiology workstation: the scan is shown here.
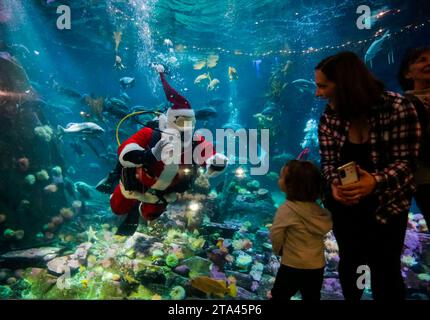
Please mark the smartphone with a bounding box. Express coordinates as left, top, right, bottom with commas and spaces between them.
337, 161, 359, 185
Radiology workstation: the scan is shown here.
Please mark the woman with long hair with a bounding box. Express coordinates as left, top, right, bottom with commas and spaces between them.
316, 51, 421, 300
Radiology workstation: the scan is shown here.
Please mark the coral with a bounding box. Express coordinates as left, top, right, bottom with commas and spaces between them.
232, 239, 253, 251
188, 236, 205, 251
417, 273, 430, 282
35, 170, 49, 181
0, 285, 12, 299
401, 255, 417, 267
51, 166, 62, 176
18, 157, 30, 172
151, 249, 164, 260
128, 285, 153, 300
24, 174, 36, 185
51, 216, 64, 226
250, 262, 264, 281
324, 238, 339, 252
34, 125, 54, 142
235, 253, 253, 271
14, 229, 25, 240
165, 253, 179, 268
22, 268, 57, 298
169, 285, 186, 300
246, 180, 260, 190
3, 229, 15, 238
178, 192, 207, 202
60, 207, 74, 220
195, 174, 210, 191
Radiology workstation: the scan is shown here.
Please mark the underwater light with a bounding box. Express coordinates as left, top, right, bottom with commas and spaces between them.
183, 168, 191, 175
235, 167, 246, 178
188, 201, 200, 212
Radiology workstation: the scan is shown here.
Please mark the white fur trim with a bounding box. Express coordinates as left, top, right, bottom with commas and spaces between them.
206, 153, 228, 168
166, 107, 195, 120
206, 153, 228, 178
158, 114, 168, 130
151, 163, 179, 191
119, 182, 176, 203
119, 143, 145, 168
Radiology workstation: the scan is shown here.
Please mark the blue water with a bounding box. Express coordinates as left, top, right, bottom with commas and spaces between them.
0, 0, 429, 300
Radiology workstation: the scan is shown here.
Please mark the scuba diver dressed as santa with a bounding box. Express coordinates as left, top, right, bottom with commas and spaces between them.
108, 64, 227, 235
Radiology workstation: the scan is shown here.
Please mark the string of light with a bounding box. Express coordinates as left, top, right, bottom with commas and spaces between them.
184, 18, 430, 58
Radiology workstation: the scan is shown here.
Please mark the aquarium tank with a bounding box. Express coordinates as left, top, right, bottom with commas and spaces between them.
0, 0, 429, 301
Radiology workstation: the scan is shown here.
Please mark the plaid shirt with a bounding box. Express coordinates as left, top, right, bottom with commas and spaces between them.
318, 91, 421, 223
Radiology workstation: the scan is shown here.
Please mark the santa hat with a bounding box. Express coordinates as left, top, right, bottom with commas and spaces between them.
159, 72, 195, 122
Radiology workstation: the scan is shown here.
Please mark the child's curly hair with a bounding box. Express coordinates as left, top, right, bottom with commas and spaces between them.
282, 160, 322, 202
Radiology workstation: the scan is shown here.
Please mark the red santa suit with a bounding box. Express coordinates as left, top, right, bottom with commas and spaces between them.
110, 72, 227, 221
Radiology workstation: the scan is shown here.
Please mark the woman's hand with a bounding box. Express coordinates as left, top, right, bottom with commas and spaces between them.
331, 179, 359, 206
337, 166, 376, 202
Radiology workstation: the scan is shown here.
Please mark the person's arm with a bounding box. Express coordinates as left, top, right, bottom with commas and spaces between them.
270, 205, 295, 256
318, 111, 360, 205
318, 112, 341, 187
118, 127, 158, 168
372, 98, 421, 194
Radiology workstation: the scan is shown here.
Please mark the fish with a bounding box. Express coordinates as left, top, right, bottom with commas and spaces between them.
207, 98, 225, 107
260, 103, 278, 117
130, 105, 149, 113
105, 97, 128, 110
195, 107, 217, 121
120, 91, 131, 102
281, 60, 293, 76
206, 54, 219, 68
291, 79, 316, 93
57, 122, 105, 136
103, 107, 128, 119
266, 171, 279, 181
74, 181, 94, 200
272, 152, 295, 163
119, 77, 135, 89
51, 81, 83, 100
70, 141, 84, 157
297, 147, 310, 160
194, 73, 210, 85
104, 97, 129, 119
193, 60, 206, 70
222, 122, 244, 131
190, 276, 237, 298
63, 177, 77, 198
207, 78, 220, 91
228, 66, 238, 81
364, 30, 391, 67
